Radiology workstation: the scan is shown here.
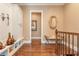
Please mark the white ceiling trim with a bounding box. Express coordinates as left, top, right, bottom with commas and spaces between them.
17, 3, 64, 6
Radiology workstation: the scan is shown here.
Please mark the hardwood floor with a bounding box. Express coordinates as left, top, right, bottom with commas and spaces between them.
14, 39, 56, 56
13, 39, 76, 56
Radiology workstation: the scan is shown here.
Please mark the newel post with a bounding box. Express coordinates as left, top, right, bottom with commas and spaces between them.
55, 29, 58, 55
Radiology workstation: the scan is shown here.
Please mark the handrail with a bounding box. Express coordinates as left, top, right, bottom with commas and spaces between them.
56, 29, 79, 35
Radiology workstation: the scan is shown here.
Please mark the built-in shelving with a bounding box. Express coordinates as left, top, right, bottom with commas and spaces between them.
0, 38, 24, 56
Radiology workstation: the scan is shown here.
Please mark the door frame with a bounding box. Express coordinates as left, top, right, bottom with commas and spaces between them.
30, 10, 43, 43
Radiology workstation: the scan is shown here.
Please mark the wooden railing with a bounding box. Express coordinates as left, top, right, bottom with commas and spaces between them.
55, 29, 79, 56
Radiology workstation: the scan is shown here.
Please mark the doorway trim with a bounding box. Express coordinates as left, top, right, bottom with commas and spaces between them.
30, 10, 43, 43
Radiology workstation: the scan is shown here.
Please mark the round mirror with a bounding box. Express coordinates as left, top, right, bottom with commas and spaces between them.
49, 16, 57, 29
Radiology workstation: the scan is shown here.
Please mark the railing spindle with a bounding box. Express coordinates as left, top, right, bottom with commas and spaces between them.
77, 35, 79, 56
65, 34, 67, 54
72, 34, 74, 55
68, 34, 70, 54
63, 33, 64, 56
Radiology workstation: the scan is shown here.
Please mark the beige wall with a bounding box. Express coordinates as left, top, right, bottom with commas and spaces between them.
32, 13, 41, 38
21, 5, 64, 43
64, 4, 79, 33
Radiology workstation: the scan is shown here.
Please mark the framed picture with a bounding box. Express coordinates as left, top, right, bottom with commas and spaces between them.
32, 20, 37, 31
49, 16, 57, 29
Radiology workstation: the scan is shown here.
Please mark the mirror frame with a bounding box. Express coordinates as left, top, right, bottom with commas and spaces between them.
49, 16, 57, 29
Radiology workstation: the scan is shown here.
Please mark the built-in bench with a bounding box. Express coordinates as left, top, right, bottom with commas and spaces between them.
0, 38, 24, 56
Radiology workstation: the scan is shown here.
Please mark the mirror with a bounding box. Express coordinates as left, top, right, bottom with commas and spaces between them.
49, 16, 57, 29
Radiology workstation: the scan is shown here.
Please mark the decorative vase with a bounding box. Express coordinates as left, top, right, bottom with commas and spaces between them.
0, 42, 3, 50
6, 32, 12, 45
12, 35, 15, 44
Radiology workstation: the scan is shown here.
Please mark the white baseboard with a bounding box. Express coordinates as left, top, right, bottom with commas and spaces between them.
42, 40, 56, 44
32, 37, 41, 39
23, 40, 31, 44
48, 41, 56, 44
41, 41, 46, 44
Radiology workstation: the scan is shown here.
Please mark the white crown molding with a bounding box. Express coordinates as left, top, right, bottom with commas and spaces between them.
16, 3, 65, 6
